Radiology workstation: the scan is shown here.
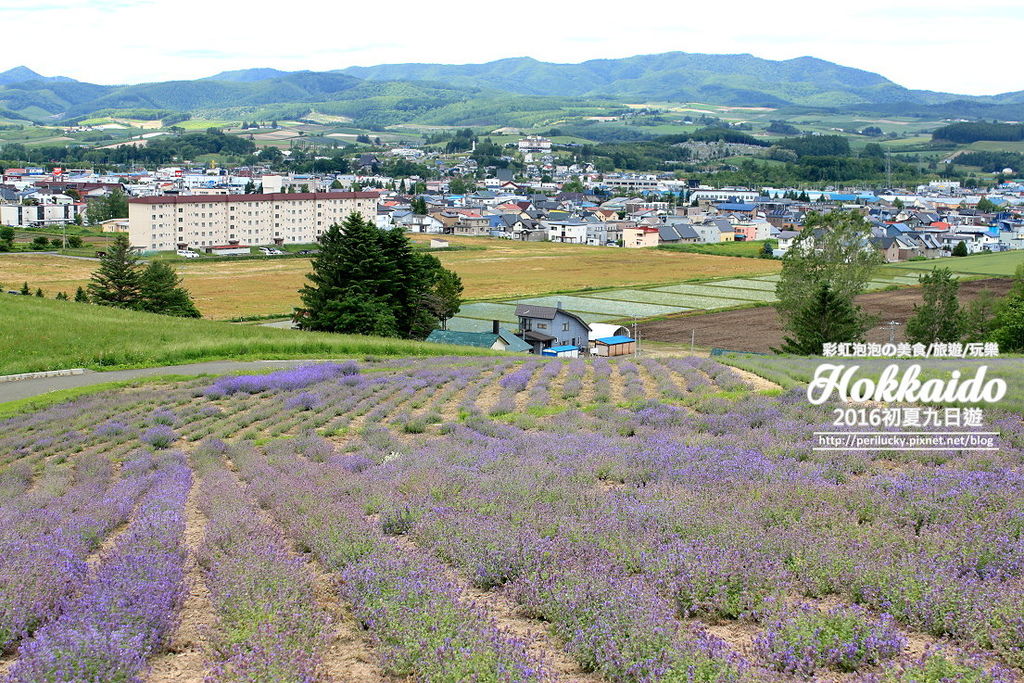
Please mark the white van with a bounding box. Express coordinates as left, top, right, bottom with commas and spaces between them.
176, 249, 199, 259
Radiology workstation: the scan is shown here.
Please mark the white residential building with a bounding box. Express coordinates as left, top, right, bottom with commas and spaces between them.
0, 197, 85, 227
128, 191, 379, 252
689, 187, 760, 203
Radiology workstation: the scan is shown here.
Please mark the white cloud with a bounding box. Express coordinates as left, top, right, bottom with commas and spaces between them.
4, 0, 1021, 95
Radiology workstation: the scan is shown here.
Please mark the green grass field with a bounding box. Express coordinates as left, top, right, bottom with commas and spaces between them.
657, 241, 771, 258
888, 251, 1024, 277
0, 296, 497, 376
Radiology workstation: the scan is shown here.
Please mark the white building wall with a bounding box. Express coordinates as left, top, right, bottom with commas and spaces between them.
129, 193, 379, 252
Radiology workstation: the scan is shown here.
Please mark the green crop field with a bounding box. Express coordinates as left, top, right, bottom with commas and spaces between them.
445, 266, 933, 334
0, 296, 495, 376
658, 241, 771, 258
889, 251, 1024, 277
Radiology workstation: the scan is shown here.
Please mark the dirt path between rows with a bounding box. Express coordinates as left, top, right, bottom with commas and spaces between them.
146, 477, 214, 683
227, 457, 388, 682
386, 533, 600, 683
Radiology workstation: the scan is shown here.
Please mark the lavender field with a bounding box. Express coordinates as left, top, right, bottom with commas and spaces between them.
0, 355, 1021, 682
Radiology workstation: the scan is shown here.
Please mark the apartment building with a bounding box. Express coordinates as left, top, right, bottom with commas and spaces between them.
0, 198, 85, 227
128, 191, 379, 252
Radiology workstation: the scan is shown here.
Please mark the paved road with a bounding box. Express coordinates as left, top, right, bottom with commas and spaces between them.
0, 359, 346, 404
0, 251, 99, 261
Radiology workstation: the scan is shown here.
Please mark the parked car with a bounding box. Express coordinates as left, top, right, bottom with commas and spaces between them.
297, 249, 318, 255
258, 247, 285, 255
176, 249, 199, 259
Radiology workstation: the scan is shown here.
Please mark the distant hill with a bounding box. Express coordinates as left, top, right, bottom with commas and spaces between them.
0, 72, 364, 119
341, 53, 935, 107
206, 68, 298, 82
0, 66, 76, 86
0, 52, 1021, 125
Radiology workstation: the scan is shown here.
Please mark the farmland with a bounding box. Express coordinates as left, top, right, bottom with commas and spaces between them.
451, 268, 928, 333
0, 356, 1020, 681
0, 239, 780, 320
639, 277, 1016, 353
888, 250, 1024, 278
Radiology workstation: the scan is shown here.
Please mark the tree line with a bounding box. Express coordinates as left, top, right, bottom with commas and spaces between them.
772, 211, 1023, 353
904, 267, 1024, 351
933, 122, 1024, 144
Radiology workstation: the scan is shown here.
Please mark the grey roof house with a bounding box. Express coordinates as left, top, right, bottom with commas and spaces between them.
514, 303, 590, 355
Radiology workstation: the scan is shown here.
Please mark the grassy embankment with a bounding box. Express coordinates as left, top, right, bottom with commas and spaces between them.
0, 295, 498, 376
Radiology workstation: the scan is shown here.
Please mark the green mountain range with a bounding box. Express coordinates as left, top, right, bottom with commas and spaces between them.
1, 52, 1021, 126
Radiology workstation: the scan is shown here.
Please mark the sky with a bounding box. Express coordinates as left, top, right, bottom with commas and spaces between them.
2, 0, 1021, 96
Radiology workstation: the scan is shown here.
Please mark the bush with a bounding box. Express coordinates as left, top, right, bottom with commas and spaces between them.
754, 604, 905, 675
381, 507, 417, 536
141, 425, 178, 449
880, 648, 1015, 682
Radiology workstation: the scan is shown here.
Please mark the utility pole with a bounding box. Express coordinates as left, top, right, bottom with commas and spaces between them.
885, 148, 893, 191
690, 329, 695, 354
887, 320, 901, 344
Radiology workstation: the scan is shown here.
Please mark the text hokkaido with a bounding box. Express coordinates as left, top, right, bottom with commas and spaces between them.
807, 363, 1007, 405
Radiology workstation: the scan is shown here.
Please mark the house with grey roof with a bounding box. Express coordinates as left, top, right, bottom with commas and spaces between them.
514, 303, 590, 355
658, 222, 701, 244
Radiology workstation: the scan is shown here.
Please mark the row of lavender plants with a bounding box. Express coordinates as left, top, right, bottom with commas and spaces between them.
307, 375, 1023, 678
190, 441, 331, 682
224, 440, 550, 681
6, 450, 190, 681
0, 450, 163, 654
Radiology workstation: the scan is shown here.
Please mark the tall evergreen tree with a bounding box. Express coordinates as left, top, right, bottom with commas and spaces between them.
88, 233, 142, 307
139, 261, 201, 317
905, 268, 964, 344
952, 240, 969, 257
295, 214, 399, 336
961, 289, 999, 342
295, 213, 458, 339
776, 283, 865, 354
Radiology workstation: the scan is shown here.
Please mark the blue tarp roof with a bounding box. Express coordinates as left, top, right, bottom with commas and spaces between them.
546, 345, 578, 352
595, 336, 635, 344
715, 203, 756, 211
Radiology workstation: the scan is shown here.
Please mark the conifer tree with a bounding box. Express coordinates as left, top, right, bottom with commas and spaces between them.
139, 261, 201, 317
905, 268, 963, 344
952, 240, 969, 257
74, 286, 89, 303
88, 233, 142, 308
776, 283, 865, 354
295, 213, 459, 339
295, 213, 399, 336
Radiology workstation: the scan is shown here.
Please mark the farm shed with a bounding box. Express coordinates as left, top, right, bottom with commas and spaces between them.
541, 345, 580, 358
591, 335, 636, 357
426, 324, 531, 353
